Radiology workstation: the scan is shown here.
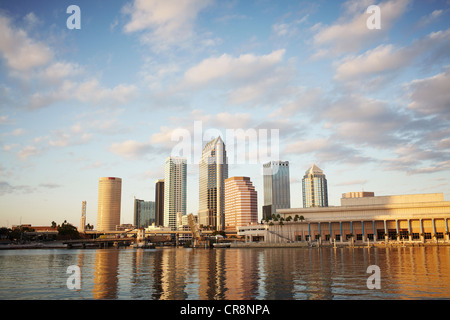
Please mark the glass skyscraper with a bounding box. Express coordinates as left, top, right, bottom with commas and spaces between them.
302, 164, 328, 208
198, 136, 228, 231
164, 157, 187, 231
155, 179, 164, 227
263, 160, 290, 219
133, 197, 156, 228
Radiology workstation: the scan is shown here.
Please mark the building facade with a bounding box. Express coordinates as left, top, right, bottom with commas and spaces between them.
302, 164, 328, 208
134, 197, 156, 229
79, 201, 87, 232
225, 177, 258, 231
164, 157, 187, 231
263, 160, 290, 219
239, 193, 450, 244
97, 177, 122, 232
198, 136, 228, 230
155, 179, 164, 226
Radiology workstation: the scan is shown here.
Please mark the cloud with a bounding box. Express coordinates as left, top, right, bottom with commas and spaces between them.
0, 181, 35, 196
122, 0, 213, 51
334, 28, 450, 85
109, 140, 153, 159
27, 79, 138, 110
17, 145, 40, 160
318, 94, 408, 147
416, 9, 445, 28
0, 14, 53, 73
312, 0, 410, 57
180, 49, 293, 106
406, 67, 450, 120
383, 144, 450, 175
335, 179, 368, 187
283, 137, 372, 165
183, 49, 286, 86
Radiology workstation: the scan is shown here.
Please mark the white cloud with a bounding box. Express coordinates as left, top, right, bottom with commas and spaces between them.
183, 49, 286, 86
109, 140, 153, 159
406, 68, 450, 120
0, 14, 53, 72
18, 145, 40, 160
334, 28, 450, 84
312, 0, 410, 57
122, 0, 213, 50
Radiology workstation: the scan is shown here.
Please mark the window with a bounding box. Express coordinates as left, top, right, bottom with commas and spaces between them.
325, 234, 330, 241
336, 234, 340, 241
412, 233, 420, 240
424, 233, 432, 239
296, 235, 302, 241
367, 234, 374, 240
356, 234, 363, 240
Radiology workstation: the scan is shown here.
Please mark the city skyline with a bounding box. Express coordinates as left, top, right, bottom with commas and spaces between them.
0, 0, 449, 228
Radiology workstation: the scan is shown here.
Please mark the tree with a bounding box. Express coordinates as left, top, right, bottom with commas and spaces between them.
51, 221, 57, 228
57, 221, 80, 239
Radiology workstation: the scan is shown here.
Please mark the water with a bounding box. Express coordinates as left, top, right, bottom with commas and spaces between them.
0, 246, 449, 300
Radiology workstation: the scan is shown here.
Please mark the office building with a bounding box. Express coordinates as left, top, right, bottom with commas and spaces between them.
164, 157, 187, 231
302, 164, 328, 208
225, 177, 258, 231
263, 160, 290, 219
134, 197, 156, 229
97, 177, 122, 232
198, 136, 228, 230
155, 179, 164, 226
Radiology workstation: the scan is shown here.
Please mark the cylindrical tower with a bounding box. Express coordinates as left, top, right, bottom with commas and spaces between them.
97, 177, 122, 232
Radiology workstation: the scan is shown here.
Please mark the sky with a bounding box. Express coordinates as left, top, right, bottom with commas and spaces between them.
0, 0, 449, 229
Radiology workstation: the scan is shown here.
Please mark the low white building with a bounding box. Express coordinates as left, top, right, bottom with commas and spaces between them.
239, 193, 450, 244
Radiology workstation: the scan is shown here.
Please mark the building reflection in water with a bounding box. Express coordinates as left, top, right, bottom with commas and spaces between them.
87, 246, 450, 300
92, 249, 119, 299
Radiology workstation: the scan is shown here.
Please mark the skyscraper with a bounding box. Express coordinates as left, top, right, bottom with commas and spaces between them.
133, 197, 156, 228
302, 164, 328, 208
198, 136, 228, 231
155, 179, 164, 227
80, 201, 87, 232
164, 157, 187, 231
225, 177, 258, 231
263, 160, 290, 220
97, 177, 122, 232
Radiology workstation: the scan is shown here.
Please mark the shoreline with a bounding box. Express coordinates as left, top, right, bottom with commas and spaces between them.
1, 241, 449, 250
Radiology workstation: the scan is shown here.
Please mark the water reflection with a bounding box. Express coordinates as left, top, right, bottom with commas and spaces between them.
85, 246, 449, 300
1, 246, 448, 299
93, 249, 119, 299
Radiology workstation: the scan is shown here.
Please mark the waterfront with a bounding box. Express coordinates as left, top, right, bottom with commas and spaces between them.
0, 246, 449, 300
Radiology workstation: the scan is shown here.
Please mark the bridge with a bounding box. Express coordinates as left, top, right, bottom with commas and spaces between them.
63, 229, 218, 248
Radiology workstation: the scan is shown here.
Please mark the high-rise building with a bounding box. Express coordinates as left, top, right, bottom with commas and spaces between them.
225, 177, 258, 231
155, 179, 164, 226
302, 164, 328, 208
263, 160, 290, 219
134, 197, 156, 228
164, 157, 187, 231
80, 201, 87, 232
97, 177, 122, 232
198, 136, 228, 231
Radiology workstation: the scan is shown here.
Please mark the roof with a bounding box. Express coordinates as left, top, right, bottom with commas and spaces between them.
305, 164, 324, 176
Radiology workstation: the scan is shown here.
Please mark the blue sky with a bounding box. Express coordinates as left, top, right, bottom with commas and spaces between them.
1, 0, 449, 228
